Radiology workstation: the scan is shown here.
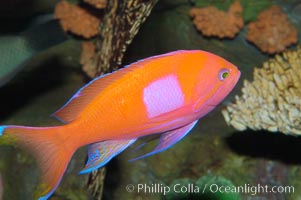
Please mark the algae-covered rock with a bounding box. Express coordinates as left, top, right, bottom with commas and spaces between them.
196, 175, 241, 200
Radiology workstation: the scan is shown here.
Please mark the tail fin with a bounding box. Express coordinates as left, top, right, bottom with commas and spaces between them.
0, 125, 74, 200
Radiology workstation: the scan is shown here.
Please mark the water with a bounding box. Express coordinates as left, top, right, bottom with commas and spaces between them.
1, 0, 301, 199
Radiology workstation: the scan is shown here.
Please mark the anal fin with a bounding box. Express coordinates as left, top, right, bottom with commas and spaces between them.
130, 120, 198, 161
79, 139, 136, 174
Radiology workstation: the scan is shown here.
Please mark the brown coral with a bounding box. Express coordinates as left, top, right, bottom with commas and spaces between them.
222, 47, 301, 135
190, 1, 243, 39
80, 41, 98, 78
246, 6, 298, 54
54, 1, 101, 39
81, 41, 96, 65
84, 0, 107, 9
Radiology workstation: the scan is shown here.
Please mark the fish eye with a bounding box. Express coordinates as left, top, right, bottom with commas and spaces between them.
218, 69, 229, 81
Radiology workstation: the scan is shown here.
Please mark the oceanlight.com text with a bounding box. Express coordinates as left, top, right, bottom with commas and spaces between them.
125, 183, 294, 196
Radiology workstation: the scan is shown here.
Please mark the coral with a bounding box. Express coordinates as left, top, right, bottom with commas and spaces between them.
246, 6, 298, 54
194, 0, 272, 23
54, 1, 101, 39
80, 41, 98, 78
84, 0, 107, 9
222, 47, 301, 135
190, 1, 243, 39
81, 42, 95, 60
91, 0, 158, 77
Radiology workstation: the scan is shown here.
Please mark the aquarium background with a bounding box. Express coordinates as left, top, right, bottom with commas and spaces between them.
1, 0, 301, 199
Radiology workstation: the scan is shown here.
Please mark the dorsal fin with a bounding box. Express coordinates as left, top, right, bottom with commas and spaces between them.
53, 67, 132, 123
52, 51, 184, 123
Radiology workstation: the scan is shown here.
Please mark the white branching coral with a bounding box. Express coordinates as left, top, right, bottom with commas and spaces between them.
222, 47, 301, 135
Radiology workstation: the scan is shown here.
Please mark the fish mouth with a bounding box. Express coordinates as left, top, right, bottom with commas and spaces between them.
233, 71, 241, 85
229, 68, 241, 87
224, 76, 240, 94
234, 66, 241, 80
236, 70, 241, 80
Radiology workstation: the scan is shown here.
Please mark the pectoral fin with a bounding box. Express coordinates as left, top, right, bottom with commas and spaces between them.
130, 120, 198, 161
79, 139, 136, 174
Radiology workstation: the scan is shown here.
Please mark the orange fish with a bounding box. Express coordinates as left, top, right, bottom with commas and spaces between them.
0, 50, 240, 199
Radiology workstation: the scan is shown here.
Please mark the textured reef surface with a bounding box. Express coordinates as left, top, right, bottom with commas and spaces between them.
1, 0, 301, 200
